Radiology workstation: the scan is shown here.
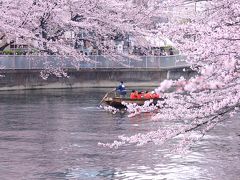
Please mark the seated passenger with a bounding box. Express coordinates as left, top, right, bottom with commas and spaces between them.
143, 91, 152, 99
152, 92, 160, 99
130, 90, 138, 99
137, 91, 143, 99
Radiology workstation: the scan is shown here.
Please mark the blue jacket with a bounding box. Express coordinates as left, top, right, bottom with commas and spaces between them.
116, 84, 126, 95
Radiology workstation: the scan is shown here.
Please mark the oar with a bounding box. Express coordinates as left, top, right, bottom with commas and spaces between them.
99, 88, 115, 106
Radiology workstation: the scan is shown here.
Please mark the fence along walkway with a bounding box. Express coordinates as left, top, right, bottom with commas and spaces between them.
0, 55, 189, 70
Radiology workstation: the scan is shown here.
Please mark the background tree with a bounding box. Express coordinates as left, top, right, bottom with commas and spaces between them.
0, 0, 163, 77
0, 0, 159, 55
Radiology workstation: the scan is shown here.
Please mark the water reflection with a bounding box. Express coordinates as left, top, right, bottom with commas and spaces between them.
0, 88, 239, 180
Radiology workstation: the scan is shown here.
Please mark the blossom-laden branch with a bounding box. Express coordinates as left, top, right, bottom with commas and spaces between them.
0, 0, 161, 56
0, 0, 167, 77
99, 0, 240, 151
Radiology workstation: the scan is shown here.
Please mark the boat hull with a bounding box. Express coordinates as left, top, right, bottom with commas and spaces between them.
104, 97, 163, 108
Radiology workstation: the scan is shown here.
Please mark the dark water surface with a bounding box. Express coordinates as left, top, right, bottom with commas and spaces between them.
0, 88, 239, 180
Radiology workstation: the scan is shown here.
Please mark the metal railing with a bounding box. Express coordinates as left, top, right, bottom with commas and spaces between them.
0, 55, 189, 70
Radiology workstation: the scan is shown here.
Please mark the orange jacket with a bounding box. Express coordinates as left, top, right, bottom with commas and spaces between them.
144, 93, 152, 99
152, 93, 160, 98
137, 93, 143, 99
130, 93, 137, 99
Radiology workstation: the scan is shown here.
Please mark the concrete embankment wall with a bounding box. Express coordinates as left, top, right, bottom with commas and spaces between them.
0, 68, 195, 91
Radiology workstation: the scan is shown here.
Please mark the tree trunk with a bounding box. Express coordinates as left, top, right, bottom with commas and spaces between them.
0, 42, 14, 51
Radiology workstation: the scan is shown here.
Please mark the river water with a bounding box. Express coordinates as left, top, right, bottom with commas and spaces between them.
0, 88, 239, 180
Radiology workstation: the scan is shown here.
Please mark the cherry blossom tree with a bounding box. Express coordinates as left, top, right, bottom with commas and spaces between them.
0, 0, 159, 55
100, 0, 240, 151
1, 0, 164, 77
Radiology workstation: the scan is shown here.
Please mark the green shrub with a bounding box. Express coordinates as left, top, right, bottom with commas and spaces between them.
2, 50, 14, 55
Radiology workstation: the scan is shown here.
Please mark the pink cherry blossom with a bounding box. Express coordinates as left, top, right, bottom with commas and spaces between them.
99, 0, 240, 151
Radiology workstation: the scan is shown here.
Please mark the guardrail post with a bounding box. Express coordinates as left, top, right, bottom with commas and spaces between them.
28, 56, 31, 69
174, 55, 177, 67
158, 56, 161, 68
145, 56, 148, 68
94, 55, 96, 68
13, 55, 16, 70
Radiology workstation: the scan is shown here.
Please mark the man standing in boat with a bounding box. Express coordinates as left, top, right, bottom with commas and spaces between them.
116, 81, 127, 97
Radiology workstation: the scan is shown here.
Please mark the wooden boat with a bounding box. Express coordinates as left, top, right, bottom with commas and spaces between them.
103, 96, 163, 109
